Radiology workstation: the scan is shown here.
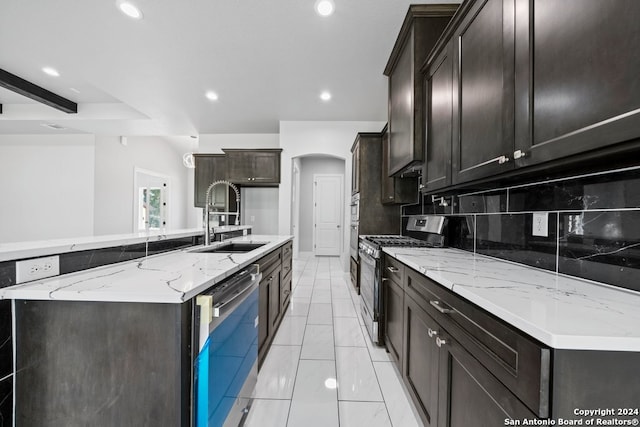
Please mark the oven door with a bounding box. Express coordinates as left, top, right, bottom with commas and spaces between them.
350, 223, 359, 259
358, 248, 380, 344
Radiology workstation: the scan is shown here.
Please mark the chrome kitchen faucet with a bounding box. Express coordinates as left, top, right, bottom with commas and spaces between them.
204, 180, 241, 245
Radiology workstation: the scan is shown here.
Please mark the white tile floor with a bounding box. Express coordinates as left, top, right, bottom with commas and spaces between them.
246, 254, 423, 427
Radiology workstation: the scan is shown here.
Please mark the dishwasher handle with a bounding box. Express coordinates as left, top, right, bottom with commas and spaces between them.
213, 272, 262, 317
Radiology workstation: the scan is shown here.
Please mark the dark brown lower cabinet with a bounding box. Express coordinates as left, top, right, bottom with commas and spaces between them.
258, 276, 270, 358
385, 254, 640, 427
383, 276, 404, 369
404, 292, 536, 427
437, 332, 536, 427
404, 295, 440, 427
267, 265, 282, 339
257, 242, 291, 368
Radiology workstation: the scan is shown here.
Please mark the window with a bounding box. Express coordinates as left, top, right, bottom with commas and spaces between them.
134, 168, 170, 232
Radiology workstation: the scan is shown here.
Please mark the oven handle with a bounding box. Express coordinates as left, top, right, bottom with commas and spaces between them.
359, 250, 376, 266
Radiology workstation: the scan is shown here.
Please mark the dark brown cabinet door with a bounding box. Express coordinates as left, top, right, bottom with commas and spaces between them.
389, 32, 416, 176
383, 277, 404, 369
280, 271, 291, 314
452, 0, 515, 184
403, 294, 440, 427
267, 266, 282, 331
194, 154, 226, 207
422, 41, 454, 192
351, 141, 360, 195
514, 0, 640, 167
224, 149, 282, 185
385, 6, 458, 177
382, 127, 418, 204
437, 332, 537, 427
258, 274, 270, 357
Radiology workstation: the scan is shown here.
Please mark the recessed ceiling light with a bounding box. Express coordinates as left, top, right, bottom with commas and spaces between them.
205, 91, 219, 101
315, 0, 335, 17
320, 91, 332, 101
118, 1, 143, 19
42, 67, 60, 77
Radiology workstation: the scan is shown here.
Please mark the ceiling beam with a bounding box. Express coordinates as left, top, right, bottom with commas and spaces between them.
0, 68, 77, 114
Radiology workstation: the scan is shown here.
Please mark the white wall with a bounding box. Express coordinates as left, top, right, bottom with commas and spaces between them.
298, 156, 345, 252
278, 121, 386, 269
0, 134, 95, 243
93, 136, 189, 235
241, 187, 279, 234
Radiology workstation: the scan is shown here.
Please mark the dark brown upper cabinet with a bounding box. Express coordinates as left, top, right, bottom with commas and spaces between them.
421, 40, 454, 193
384, 4, 458, 178
193, 154, 226, 208
351, 141, 361, 195
223, 149, 282, 185
451, 0, 516, 185
513, 0, 640, 167
381, 125, 419, 204
351, 132, 402, 235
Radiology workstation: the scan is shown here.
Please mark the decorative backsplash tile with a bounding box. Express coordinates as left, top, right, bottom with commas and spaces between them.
406, 166, 640, 293
0, 300, 11, 379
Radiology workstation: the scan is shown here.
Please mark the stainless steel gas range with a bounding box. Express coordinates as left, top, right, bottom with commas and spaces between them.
358, 215, 447, 344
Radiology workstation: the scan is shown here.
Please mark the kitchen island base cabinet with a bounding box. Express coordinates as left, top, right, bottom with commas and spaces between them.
15, 300, 192, 427
257, 240, 292, 368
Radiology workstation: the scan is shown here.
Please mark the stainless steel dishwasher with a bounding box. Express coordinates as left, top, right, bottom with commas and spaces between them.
193, 264, 261, 427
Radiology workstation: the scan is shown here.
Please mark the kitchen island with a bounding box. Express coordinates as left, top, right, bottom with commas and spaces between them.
0, 234, 292, 427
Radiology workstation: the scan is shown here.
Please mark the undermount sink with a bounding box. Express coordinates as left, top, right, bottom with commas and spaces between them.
191, 242, 266, 254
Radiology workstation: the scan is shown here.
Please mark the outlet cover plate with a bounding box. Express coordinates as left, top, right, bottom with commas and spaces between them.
532, 212, 549, 237
16, 255, 60, 284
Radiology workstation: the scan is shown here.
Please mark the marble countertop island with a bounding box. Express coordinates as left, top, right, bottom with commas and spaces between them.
0, 235, 291, 304
383, 247, 640, 352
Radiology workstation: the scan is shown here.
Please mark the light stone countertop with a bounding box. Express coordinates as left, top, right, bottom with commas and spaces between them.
383, 247, 640, 352
0, 235, 292, 304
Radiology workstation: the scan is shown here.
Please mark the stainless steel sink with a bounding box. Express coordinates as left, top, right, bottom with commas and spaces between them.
190, 242, 266, 254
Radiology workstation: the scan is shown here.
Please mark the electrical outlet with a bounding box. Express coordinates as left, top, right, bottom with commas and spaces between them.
250, 215, 255, 222
532, 212, 549, 237
16, 255, 60, 284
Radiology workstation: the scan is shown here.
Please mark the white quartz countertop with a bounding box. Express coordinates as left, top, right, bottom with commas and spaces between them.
383, 247, 640, 352
0, 228, 206, 262
0, 235, 292, 304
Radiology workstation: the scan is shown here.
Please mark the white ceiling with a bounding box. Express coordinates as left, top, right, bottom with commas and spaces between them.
0, 0, 458, 137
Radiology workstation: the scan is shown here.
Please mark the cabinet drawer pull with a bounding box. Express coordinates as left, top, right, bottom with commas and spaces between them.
436, 337, 447, 347
381, 278, 389, 282
498, 155, 509, 164
513, 149, 526, 159
428, 328, 438, 338
387, 266, 399, 273
430, 300, 453, 314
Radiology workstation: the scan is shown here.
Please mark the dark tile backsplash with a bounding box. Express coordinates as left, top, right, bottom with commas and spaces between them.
0, 300, 11, 380
442, 167, 640, 293
0, 375, 12, 427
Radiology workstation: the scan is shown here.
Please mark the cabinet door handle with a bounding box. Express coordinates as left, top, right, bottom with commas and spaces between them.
387, 266, 399, 273
498, 155, 509, 164
513, 150, 526, 159
430, 300, 453, 314
419, 184, 425, 190
436, 337, 447, 347
428, 328, 438, 338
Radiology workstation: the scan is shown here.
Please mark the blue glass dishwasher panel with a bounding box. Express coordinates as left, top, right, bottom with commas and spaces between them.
194, 286, 258, 427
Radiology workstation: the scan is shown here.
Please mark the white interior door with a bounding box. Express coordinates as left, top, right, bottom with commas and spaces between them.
313, 174, 343, 256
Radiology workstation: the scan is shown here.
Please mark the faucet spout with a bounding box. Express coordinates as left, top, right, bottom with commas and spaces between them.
204, 180, 241, 245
